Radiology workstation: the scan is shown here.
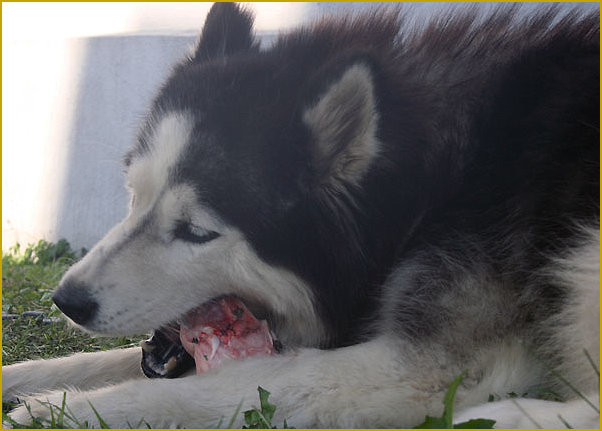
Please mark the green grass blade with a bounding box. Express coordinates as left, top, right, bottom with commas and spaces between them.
57, 392, 67, 426
583, 349, 599, 378
47, 399, 56, 428
226, 399, 244, 428
88, 401, 110, 429
453, 418, 496, 429
509, 398, 542, 429
520, 341, 600, 414
557, 414, 573, 429
413, 415, 447, 428
443, 371, 467, 428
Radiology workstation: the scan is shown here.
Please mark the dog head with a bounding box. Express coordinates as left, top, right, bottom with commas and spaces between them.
53, 3, 400, 348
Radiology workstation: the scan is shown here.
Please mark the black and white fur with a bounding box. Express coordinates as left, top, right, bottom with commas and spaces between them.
3, 3, 599, 428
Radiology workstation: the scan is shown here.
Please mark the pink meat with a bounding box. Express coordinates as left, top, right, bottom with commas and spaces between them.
179, 296, 275, 374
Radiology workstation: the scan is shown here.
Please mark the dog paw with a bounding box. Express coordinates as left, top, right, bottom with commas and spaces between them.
2, 364, 25, 401
5, 404, 36, 428
6, 391, 95, 428
5, 387, 180, 429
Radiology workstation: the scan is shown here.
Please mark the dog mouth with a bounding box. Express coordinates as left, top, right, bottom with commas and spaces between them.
140, 296, 282, 378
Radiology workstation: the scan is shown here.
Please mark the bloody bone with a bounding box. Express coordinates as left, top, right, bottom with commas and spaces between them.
179, 296, 275, 374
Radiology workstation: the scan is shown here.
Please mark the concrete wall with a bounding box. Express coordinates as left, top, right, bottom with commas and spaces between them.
2, 2, 598, 250
2, 2, 373, 250
3, 34, 193, 250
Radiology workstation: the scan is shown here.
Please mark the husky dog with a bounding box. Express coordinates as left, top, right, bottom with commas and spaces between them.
3, 3, 599, 428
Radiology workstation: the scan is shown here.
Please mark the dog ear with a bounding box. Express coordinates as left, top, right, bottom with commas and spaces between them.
192, 3, 257, 62
304, 63, 379, 187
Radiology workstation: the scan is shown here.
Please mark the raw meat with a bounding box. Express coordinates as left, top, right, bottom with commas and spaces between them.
179, 296, 275, 374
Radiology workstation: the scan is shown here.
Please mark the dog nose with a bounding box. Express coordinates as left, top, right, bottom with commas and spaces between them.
52, 282, 98, 325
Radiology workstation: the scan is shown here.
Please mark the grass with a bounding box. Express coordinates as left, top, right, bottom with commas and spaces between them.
2, 240, 141, 366
241, 387, 294, 429
2, 393, 153, 429
413, 371, 495, 429
3, 386, 287, 429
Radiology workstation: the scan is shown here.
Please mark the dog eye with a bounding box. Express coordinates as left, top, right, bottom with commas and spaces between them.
174, 222, 220, 244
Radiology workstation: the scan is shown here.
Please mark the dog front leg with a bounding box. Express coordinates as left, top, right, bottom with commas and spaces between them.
8, 336, 466, 428
2, 347, 144, 400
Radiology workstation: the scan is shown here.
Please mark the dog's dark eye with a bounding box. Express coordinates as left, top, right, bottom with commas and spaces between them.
174, 222, 219, 244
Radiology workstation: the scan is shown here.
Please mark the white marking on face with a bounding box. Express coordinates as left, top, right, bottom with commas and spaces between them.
127, 111, 195, 213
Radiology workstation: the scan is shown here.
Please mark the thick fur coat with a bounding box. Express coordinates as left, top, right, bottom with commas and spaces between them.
3, 3, 599, 428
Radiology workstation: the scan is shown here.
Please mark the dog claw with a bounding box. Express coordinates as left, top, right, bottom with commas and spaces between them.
164, 356, 178, 371
140, 340, 156, 353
